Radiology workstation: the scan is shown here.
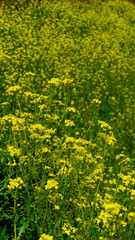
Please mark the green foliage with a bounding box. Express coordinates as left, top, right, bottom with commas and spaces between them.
0, 0, 135, 239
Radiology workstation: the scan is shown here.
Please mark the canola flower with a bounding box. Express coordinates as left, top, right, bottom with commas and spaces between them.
91, 98, 101, 106
103, 202, 121, 215
62, 221, 78, 236
7, 146, 21, 157
0, 115, 25, 127
7, 159, 17, 166
0, 0, 135, 239
98, 120, 112, 131
48, 78, 62, 86
39, 234, 53, 240
29, 123, 45, 133
65, 136, 76, 143
66, 107, 76, 113
128, 212, 135, 222
7, 177, 25, 190
45, 179, 58, 190
65, 120, 75, 127
6, 85, 22, 95
54, 205, 60, 210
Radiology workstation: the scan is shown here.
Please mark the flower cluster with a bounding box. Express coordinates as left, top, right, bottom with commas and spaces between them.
45, 179, 58, 190
7, 177, 25, 190
39, 234, 53, 240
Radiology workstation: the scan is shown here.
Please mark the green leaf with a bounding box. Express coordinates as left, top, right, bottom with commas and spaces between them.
53, 215, 63, 233
17, 218, 29, 240
30, 208, 34, 221
1, 225, 7, 240
84, 226, 98, 238
24, 192, 31, 207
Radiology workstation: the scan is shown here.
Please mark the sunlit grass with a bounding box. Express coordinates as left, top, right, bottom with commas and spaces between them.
0, 0, 135, 239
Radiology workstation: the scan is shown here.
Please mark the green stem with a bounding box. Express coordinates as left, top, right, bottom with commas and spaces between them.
14, 187, 17, 240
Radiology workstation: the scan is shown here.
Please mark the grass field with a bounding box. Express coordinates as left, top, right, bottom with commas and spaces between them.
0, 0, 135, 239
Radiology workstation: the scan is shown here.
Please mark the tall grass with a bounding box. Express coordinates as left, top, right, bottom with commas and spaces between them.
0, 0, 135, 239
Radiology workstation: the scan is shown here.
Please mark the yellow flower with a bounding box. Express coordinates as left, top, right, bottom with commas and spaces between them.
7, 177, 24, 190
99, 237, 107, 240
103, 202, 121, 215
76, 217, 82, 223
116, 153, 125, 161
42, 147, 51, 153
39, 234, 53, 240
48, 78, 61, 86
104, 193, 113, 201
119, 221, 127, 227
45, 179, 58, 190
128, 212, 135, 222
65, 120, 75, 127
62, 78, 73, 85
117, 184, 126, 192
130, 189, 135, 200
98, 120, 112, 131
54, 205, 60, 210
62, 223, 71, 236
26, 72, 36, 76
91, 98, 101, 106
29, 123, 45, 134
109, 179, 116, 185
65, 137, 76, 144
66, 107, 76, 113
97, 210, 111, 228
106, 132, 117, 146
6, 85, 22, 95
7, 146, 21, 157
64, 229, 70, 235
7, 159, 17, 166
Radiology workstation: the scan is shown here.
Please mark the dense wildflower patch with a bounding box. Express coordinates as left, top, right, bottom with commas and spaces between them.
0, 0, 135, 239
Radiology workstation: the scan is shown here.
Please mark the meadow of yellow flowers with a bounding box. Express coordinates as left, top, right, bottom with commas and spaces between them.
0, 0, 135, 239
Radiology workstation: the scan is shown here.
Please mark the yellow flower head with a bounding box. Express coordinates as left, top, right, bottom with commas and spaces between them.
55, 205, 60, 210
103, 202, 121, 215
66, 107, 76, 113
39, 234, 53, 240
7, 146, 21, 157
6, 85, 22, 95
7, 177, 24, 190
128, 212, 135, 222
65, 120, 75, 127
91, 98, 101, 106
98, 120, 112, 131
48, 78, 61, 87
65, 137, 76, 144
45, 179, 58, 190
